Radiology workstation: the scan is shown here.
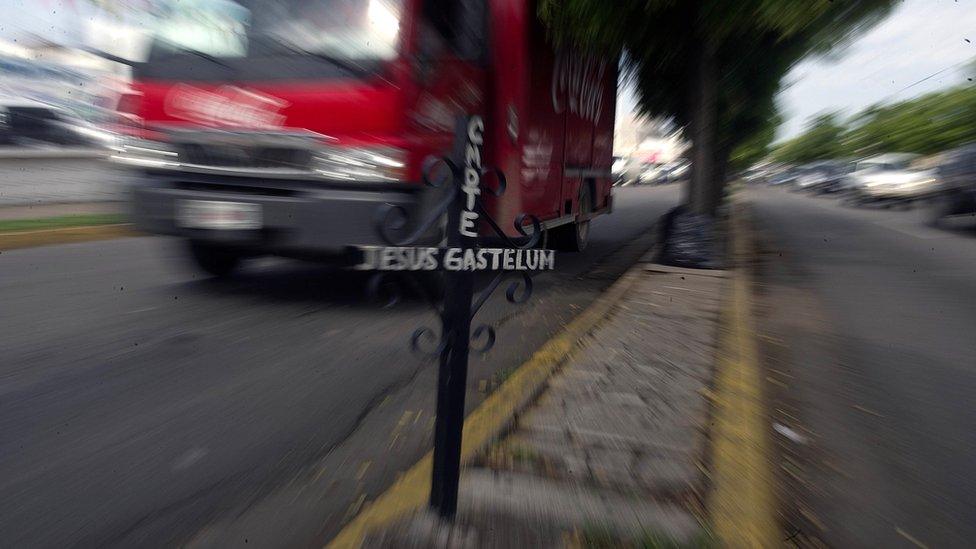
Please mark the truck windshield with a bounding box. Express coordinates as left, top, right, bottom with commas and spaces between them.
139, 0, 404, 80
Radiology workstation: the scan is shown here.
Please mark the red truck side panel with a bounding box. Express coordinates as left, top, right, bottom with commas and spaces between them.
487, 0, 617, 235
522, 17, 566, 221
484, 0, 535, 233
593, 61, 617, 210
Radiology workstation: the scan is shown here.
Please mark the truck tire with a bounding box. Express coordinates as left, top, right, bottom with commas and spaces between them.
550, 185, 592, 252
187, 240, 242, 278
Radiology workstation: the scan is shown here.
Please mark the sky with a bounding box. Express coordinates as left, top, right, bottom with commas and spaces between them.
3, 0, 975, 142
615, 0, 976, 142
777, 0, 975, 140
0, 0, 103, 45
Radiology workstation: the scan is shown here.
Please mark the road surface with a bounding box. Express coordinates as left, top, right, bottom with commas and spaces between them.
0, 184, 680, 548
0, 157, 131, 206
748, 187, 976, 547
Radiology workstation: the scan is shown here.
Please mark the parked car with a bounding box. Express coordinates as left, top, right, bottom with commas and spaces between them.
611, 155, 644, 186
843, 154, 939, 203
660, 159, 690, 184
768, 166, 801, 186
635, 165, 651, 185
930, 143, 976, 225
790, 164, 816, 192
0, 97, 106, 147
794, 160, 853, 194
634, 162, 659, 185
635, 159, 688, 185
613, 155, 645, 186
612, 156, 628, 185
743, 165, 770, 185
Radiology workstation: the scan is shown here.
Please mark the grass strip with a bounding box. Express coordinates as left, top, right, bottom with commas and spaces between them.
0, 213, 126, 233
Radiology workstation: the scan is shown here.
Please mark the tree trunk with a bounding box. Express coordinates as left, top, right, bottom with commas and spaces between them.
713, 143, 732, 207
687, 42, 720, 216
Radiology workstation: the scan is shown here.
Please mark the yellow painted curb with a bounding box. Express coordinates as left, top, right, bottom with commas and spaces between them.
326, 267, 644, 549
707, 205, 778, 547
0, 224, 137, 251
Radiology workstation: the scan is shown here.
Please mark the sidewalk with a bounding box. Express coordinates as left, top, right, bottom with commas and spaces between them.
360, 255, 729, 547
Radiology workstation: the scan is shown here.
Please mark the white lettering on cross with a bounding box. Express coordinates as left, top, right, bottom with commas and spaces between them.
354, 247, 555, 272
460, 117, 484, 238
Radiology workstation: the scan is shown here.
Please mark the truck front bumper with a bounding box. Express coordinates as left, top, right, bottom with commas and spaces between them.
131, 174, 434, 257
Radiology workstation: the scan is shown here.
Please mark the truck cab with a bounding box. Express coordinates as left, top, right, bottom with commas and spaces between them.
119, 0, 615, 275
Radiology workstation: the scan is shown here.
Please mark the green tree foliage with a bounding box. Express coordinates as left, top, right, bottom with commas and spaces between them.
769, 83, 976, 164
772, 113, 847, 164
538, 0, 895, 215
730, 111, 781, 171
844, 85, 976, 156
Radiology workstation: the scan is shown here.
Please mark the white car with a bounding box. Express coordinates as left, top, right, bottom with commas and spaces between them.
794, 169, 821, 191
0, 96, 118, 148
612, 156, 630, 185
611, 156, 645, 186
637, 163, 666, 185
845, 154, 939, 201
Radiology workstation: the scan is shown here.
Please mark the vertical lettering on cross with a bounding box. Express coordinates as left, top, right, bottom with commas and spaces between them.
460, 117, 483, 238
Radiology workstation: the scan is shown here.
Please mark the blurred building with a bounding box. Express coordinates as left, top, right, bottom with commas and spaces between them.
5, 34, 119, 73
614, 107, 644, 157
615, 110, 688, 164
0, 34, 130, 125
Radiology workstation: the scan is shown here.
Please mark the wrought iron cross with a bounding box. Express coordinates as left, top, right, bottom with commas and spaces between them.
360, 115, 552, 518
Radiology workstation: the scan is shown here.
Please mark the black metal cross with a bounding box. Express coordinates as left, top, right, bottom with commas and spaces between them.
361, 115, 551, 518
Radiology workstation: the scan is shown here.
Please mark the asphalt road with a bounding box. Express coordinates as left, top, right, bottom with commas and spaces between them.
0, 184, 680, 548
0, 157, 131, 206
748, 187, 976, 547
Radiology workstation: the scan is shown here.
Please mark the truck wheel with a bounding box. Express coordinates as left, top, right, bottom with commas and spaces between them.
551, 185, 592, 252
187, 240, 242, 277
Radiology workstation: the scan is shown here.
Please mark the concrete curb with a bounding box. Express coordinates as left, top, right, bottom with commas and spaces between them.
706, 202, 779, 547
0, 224, 137, 251
326, 263, 646, 549
0, 147, 111, 160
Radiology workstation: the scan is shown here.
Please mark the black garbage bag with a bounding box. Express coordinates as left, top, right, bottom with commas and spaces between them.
658, 205, 725, 269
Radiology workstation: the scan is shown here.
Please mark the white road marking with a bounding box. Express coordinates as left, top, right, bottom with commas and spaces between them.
125, 307, 159, 314
173, 448, 209, 471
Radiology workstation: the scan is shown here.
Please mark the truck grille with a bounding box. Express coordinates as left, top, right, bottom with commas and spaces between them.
178, 144, 313, 170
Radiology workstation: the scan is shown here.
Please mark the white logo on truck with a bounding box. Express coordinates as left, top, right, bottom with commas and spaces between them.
521, 129, 553, 183
165, 84, 288, 128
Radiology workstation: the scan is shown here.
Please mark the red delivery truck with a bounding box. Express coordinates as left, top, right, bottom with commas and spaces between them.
119, 0, 617, 276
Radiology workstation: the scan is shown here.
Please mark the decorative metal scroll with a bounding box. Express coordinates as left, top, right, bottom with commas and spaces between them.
356, 115, 555, 520
360, 120, 552, 355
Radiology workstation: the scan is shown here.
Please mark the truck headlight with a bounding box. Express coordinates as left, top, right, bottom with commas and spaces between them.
110, 139, 179, 168
313, 146, 406, 182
